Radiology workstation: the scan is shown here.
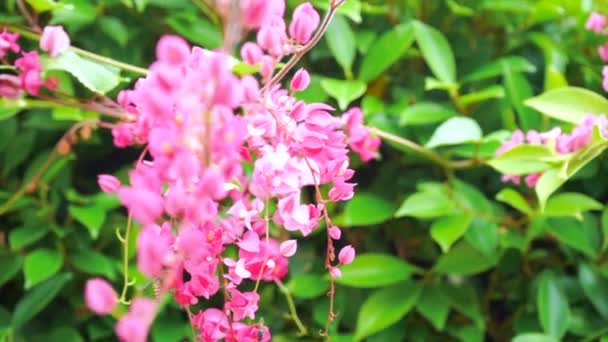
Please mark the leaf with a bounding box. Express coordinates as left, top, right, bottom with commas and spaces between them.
602, 207, 608, 250
537, 272, 570, 338
287, 273, 329, 299
3, 130, 35, 177
535, 168, 564, 209
325, 14, 356, 77
434, 241, 497, 275
320, 78, 367, 111
512, 333, 559, 342
26, 0, 66, 12
343, 193, 395, 227
524, 87, 608, 124
12, 273, 73, 330
399, 102, 457, 126
43, 51, 121, 94
546, 218, 598, 258
458, 85, 505, 106
578, 263, 608, 319
0, 255, 23, 287
359, 22, 415, 82
496, 188, 533, 215
543, 193, 602, 219
165, 12, 221, 48
9, 225, 49, 250
462, 56, 536, 83
70, 250, 117, 280
99, 17, 129, 46
440, 283, 484, 328
69, 203, 107, 239
430, 213, 473, 252
0, 98, 25, 121
487, 144, 558, 175
50, 0, 96, 28
503, 62, 542, 130
413, 21, 456, 83
465, 217, 499, 258
336, 254, 418, 288
416, 285, 450, 331
312, 0, 362, 23
47, 326, 84, 342
395, 191, 455, 219
354, 281, 423, 341
426, 117, 482, 148
24, 248, 64, 289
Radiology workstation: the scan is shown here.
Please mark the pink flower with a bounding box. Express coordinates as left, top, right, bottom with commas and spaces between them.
257, 16, 287, 55
137, 224, 173, 277
329, 266, 342, 278
115, 298, 157, 342
290, 68, 310, 92
226, 289, 259, 321
0, 29, 20, 58
279, 239, 297, 257
586, 12, 607, 34
98, 174, 121, 193
84, 278, 118, 315
156, 35, 190, 65
193, 308, 230, 341
0, 75, 23, 99
118, 187, 164, 225
328, 225, 341, 240
603, 66, 608, 92
40, 26, 70, 57
338, 245, 355, 265
14, 51, 43, 95
289, 2, 320, 44
241, 0, 272, 28
599, 43, 608, 62
241, 42, 264, 65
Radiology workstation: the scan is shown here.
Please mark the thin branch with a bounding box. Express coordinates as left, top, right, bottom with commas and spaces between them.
275, 279, 308, 336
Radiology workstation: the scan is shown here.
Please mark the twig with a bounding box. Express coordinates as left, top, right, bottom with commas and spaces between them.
15, 0, 39, 32
275, 279, 308, 336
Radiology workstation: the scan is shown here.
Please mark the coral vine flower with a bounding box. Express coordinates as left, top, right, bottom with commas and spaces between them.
84, 278, 118, 315
289, 2, 321, 44
586, 12, 607, 34
40, 25, 70, 57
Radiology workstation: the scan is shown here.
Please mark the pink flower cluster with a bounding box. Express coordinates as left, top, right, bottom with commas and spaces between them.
86, 2, 379, 341
585, 12, 608, 91
0, 25, 69, 98
496, 114, 607, 187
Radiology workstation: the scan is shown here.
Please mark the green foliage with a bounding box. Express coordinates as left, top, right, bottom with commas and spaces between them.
4, 0, 608, 341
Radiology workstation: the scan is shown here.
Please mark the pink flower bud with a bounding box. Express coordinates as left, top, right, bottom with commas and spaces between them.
329, 266, 342, 278
156, 35, 190, 65
328, 225, 341, 240
0, 74, 23, 99
40, 26, 70, 57
599, 43, 608, 62
338, 245, 355, 265
290, 68, 310, 92
279, 239, 298, 257
240, 42, 264, 65
289, 2, 320, 44
257, 17, 287, 55
586, 12, 607, 34
98, 174, 121, 193
84, 278, 118, 315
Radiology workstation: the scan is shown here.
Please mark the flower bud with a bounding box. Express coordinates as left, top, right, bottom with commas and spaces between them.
156, 35, 190, 65
586, 12, 607, 34
40, 26, 70, 57
279, 239, 298, 257
338, 245, 355, 265
0, 74, 23, 99
290, 68, 310, 92
240, 42, 264, 65
328, 225, 341, 240
57, 138, 71, 156
329, 266, 342, 278
84, 278, 118, 315
98, 174, 121, 193
289, 2, 320, 44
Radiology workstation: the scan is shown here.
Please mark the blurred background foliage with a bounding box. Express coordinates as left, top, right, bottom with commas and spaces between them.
3, 0, 608, 341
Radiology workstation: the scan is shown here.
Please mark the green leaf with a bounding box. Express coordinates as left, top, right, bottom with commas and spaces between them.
0, 255, 23, 287
69, 203, 107, 239
426, 117, 482, 148
546, 217, 598, 258
166, 11, 221, 49
458, 85, 505, 106
336, 254, 418, 288
395, 191, 455, 219
99, 17, 129, 46
578, 263, 608, 319
12, 273, 72, 330
524, 87, 608, 124
9, 225, 49, 250
320, 78, 367, 111
430, 213, 473, 252
543, 193, 602, 219
43, 51, 121, 94
24, 249, 63, 289
312, 0, 362, 23
0, 98, 25, 121
354, 281, 423, 341
496, 188, 533, 215
503, 62, 541, 130
440, 283, 484, 328
3, 130, 35, 177
462, 56, 536, 83
47, 326, 84, 342
50, 0, 96, 28
359, 22, 415, 82
70, 250, 117, 280
416, 285, 450, 331
602, 207, 608, 250
465, 217, 499, 258
343, 193, 395, 227
325, 15, 356, 77
287, 273, 329, 299
512, 333, 559, 342
535, 168, 563, 209
537, 272, 570, 338
26, 0, 66, 12
413, 20, 456, 83
434, 241, 497, 275
399, 102, 457, 126
487, 144, 558, 175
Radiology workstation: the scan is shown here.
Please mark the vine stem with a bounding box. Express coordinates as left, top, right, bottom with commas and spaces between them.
275, 279, 308, 336
369, 127, 483, 170
4, 24, 149, 76
262, 0, 346, 91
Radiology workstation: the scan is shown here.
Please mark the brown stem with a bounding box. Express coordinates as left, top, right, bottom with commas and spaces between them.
16, 0, 39, 32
